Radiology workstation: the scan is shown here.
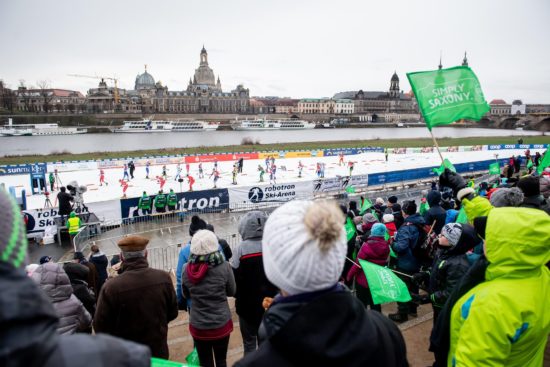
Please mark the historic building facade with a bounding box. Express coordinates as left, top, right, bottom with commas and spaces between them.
333, 72, 418, 122
15, 87, 85, 113
84, 47, 250, 114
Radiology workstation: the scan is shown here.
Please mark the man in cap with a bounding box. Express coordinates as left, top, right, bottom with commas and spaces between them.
94, 235, 178, 359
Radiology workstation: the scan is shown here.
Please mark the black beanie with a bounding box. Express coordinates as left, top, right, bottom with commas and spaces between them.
402, 200, 417, 215
388, 195, 398, 204
189, 215, 207, 237
473, 216, 487, 240
517, 176, 540, 197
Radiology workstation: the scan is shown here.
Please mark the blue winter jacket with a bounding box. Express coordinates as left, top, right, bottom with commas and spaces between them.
392, 213, 425, 272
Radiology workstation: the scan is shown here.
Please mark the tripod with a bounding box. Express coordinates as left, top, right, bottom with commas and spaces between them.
54, 172, 62, 190
44, 195, 53, 208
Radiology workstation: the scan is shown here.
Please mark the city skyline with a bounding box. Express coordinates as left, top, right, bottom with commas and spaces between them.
1, 0, 549, 103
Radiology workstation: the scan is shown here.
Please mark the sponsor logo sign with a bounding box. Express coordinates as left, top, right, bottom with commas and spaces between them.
185, 152, 258, 164
0, 163, 47, 176
120, 189, 229, 218
229, 181, 312, 206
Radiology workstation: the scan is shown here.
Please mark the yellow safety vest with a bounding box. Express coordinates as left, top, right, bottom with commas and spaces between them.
67, 217, 81, 235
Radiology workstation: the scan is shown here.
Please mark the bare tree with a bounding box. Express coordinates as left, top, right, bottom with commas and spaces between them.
0, 80, 16, 113
37, 79, 53, 113
17, 80, 32, 112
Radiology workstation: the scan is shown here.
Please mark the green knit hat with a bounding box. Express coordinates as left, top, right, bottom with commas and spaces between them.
0, 189, 28, 270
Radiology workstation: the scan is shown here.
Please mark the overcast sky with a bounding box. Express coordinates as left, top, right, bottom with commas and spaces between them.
1, 0, 549, 103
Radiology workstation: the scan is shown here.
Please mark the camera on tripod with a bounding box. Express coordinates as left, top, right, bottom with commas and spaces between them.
67, 181, 88, 212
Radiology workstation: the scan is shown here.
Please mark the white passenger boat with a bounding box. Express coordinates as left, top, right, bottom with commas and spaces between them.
114, 119, 219, 133
231, 118, 314, 130
278, 119, 315, 130
0, 119, 87, 136
231, 119, 281, 131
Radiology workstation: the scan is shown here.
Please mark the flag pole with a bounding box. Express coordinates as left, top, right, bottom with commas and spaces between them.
429, 129, 445, 163
345, 256, 413, 278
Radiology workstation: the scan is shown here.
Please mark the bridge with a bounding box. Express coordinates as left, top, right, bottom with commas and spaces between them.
480, 113, 550, 131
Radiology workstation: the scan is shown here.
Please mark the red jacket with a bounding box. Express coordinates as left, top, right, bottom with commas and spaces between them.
346, 236, 390, 288
385, 222, 397, 238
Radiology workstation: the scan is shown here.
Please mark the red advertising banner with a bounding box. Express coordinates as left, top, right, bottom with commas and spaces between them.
184, 152, 259, 163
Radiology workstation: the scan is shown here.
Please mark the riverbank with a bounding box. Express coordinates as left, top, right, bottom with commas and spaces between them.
1, 135, 546, 165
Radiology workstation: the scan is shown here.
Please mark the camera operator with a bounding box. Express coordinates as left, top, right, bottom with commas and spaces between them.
57, 186, 74, 221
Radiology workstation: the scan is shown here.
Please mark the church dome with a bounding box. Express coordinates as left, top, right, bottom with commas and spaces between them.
135, 69, 155, 90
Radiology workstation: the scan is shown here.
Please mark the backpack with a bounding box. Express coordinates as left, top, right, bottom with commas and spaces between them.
406, 220, 438, 265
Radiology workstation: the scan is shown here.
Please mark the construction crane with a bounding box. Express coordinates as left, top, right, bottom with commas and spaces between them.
68, 74, 120, 104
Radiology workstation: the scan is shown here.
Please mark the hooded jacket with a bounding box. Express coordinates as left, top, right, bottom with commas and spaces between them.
429, 224, 477, 308
231, 212, 278, 326
63, 262, 96, 317
392, 213, 425, 272
234, 285, 408, 367
31, 262, 91, 335
89, 251, 108, 290
449, 208, 550, 366
347, 236, 390, 288
424, 191, 447, 235
0, 262, 151, 367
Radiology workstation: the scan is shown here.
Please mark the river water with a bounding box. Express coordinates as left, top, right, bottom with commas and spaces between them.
0, 127, 544, 156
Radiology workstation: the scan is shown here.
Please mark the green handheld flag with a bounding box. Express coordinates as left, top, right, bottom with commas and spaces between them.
359, 197, 373, 215
346, 185, 356, 193
537, 151, 550, 174
185, 347, 200, 367
151, 358, 186, 367
456, 206, 468, 224
407, 66, 490, 130
489, 162, 500, 175
526, 159, 533, 169
433, 158, 456, 176
345, 217, 357, 241
358, 259, 412, 304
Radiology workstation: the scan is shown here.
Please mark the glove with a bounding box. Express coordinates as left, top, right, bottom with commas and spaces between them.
411, 271, 430, 287
439, 169, 466, 196
410, 293, 431, 305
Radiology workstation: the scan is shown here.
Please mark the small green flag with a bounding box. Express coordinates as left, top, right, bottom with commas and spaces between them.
359, 259, 411, 304
345, 217, 356, 241
185, 347, 200, 367
359, 197, 373, 215
433, 158, 457, 176
456, 206, 468, 224
537, 151, 550, 174
346, 185, 356, 193
389, 246, 397, 258
526, 159, 533, 169
407, 66, 490, 130
151, 358, 186, 367
489, 162, 500, 175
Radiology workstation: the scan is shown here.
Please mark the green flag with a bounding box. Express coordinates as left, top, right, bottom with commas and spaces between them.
526, 159, 533, 169
346, 185, 356, 193
345, 217, 356, 241
185, 347, 200, 367
537, 151, 550, 174
489, 162, 500, 175
358, 259, 411, 304
151, 358, 186, 367
359, 197, 373, 215
456, 206, 468, 224
407, 66, 490, 130
433, 158, 457, 176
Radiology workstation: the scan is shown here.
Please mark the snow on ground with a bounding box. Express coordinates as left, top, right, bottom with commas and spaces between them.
1, 147, 543, 210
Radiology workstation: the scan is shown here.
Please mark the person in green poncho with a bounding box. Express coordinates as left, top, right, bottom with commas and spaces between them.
154, 190, 167, 213
138, 191, 152, 216
419, 190, 430, 216
167, 189, 178, 211
48, 172, 55, 192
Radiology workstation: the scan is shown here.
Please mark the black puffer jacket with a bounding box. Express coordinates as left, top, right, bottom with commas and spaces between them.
235, 285, 408, 367
63, 262, 96, 317
0, 262, 151, 367
428, 223, 478, 308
